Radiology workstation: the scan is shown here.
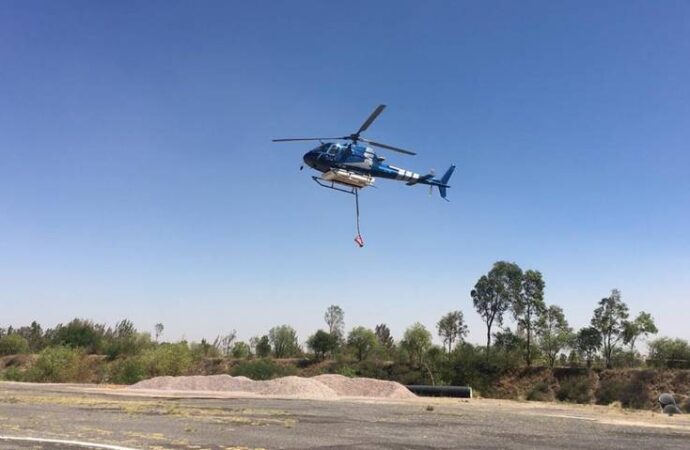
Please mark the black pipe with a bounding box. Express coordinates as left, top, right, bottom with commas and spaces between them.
406, 385, 472, 398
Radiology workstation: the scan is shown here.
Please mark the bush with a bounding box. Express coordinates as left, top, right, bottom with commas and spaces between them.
29, 346, 84, 382
141, 343, 192, 377
618, 371, 653, 409
0, 334, 29, 356
556, 376, 592, 403
338, 365, 357, 378
595, 377, 624, 406
231, 359, 297, 380
681, 397, 690, 414
1, 367, 25, 381
527, 381, 553, 402
109, 357, 147, 384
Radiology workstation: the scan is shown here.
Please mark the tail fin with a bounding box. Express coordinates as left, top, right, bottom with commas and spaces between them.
438, 164, 455, 200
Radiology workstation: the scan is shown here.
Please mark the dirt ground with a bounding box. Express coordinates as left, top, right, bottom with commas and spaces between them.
0, 381, 689, 450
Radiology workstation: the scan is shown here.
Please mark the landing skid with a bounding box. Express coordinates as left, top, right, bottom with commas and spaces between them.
311, 176, 359, 195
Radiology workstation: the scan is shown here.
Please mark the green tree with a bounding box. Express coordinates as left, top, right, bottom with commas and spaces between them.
324, 305, 345, 341
591, 289, 629, 368
513, 270, 546, 366
401, 322, 432, 365
436, 311, 468, 353
647, 337, 690, 369
471, 261, 522, 355
255, 335, 271, 358
51, 319, 106, 354
576, 326, 602, 368
0, 334, 29, 356
622, 311, 658, 354
306, 330, 338, 360
16, 321, 45, 352
347, 327, 378, 362
536, 305, 572, 368
374, 324, 394, 350
154, 323, 164, 342
231, 341, 251, 358
269, 325, 300, 358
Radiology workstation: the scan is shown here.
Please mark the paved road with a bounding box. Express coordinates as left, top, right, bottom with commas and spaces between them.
0, 382, 688, 449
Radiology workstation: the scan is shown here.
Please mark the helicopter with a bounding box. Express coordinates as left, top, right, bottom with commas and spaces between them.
273, 104, 455, 200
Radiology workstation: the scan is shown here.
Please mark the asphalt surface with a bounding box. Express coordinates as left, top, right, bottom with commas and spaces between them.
0, 381, 689, 449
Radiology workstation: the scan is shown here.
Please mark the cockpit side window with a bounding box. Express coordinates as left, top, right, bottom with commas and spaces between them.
327, 145, 339, 155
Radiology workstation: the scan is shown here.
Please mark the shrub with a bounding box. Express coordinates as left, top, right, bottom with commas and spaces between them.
109, 357, 147, 384
556, 376, 592, 403
141, 343, 192, 377
231, 341, 251, 358
29, 346, 84, 382
595, 378, 624, 405
338, 365, 357, 378
618, 371, 653, 409
1, 367, 25, 381
231, 359, 297, 380
527, 381, 553, 402
681, 397, 690, 414
0, 334, 29, 356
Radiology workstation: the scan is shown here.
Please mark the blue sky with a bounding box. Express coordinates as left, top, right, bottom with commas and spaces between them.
1, 1, 688, 347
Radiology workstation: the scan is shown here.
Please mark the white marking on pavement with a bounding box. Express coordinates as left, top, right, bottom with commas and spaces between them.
0, 435, 140, 450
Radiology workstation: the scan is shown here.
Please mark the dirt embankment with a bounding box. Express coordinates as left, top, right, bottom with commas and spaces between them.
490, 367, 690, 411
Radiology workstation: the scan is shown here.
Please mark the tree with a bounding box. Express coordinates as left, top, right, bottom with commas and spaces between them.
647, 338, 690, 369
374, 324, 394, 350
324, 305, 345, 340
471, 261, 522, 355
576, 327, 602, 368
436, 311, 468, 353
16, 321, 45, 352
213, 331, 237, 356
591, 289, 629, 368
231, 341, 250, 358
0, 334, 29, 356
255, 335, 271, 358
307, 329, 339, 360
268, 325, 300, 358
51, 319, 106, 354
513, 270, 546, 366
347, 327, 378, 362
154, 323, 164, 342
622, 311, 658, 353
536, 305, 572, 368
401, 323, 432, 365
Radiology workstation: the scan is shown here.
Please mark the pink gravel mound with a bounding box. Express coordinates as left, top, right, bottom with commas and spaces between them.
313, 374, 416, 399
128, 374, 415, 399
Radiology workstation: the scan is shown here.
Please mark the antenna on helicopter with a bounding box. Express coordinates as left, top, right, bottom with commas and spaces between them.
273, 104, 417, 156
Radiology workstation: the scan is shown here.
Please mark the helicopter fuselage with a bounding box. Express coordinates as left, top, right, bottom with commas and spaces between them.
303, 142, 428, 185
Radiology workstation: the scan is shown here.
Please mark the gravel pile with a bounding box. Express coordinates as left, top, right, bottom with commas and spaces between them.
129, 374, 415, 399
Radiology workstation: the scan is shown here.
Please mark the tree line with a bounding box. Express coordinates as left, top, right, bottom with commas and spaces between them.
0, 260, 688, 386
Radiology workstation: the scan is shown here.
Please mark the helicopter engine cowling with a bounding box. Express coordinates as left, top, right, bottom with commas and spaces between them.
321, 169, 375, 189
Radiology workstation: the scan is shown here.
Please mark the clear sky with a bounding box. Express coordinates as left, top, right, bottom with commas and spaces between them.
1, 1, 688, 348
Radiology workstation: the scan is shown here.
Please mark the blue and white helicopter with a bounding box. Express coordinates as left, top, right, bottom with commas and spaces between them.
273, 104, 455, 200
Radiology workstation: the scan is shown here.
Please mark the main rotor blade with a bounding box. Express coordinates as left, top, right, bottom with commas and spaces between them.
272, 137, 342, 142
356, 104, 386, 136
361, 138, 416, 156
